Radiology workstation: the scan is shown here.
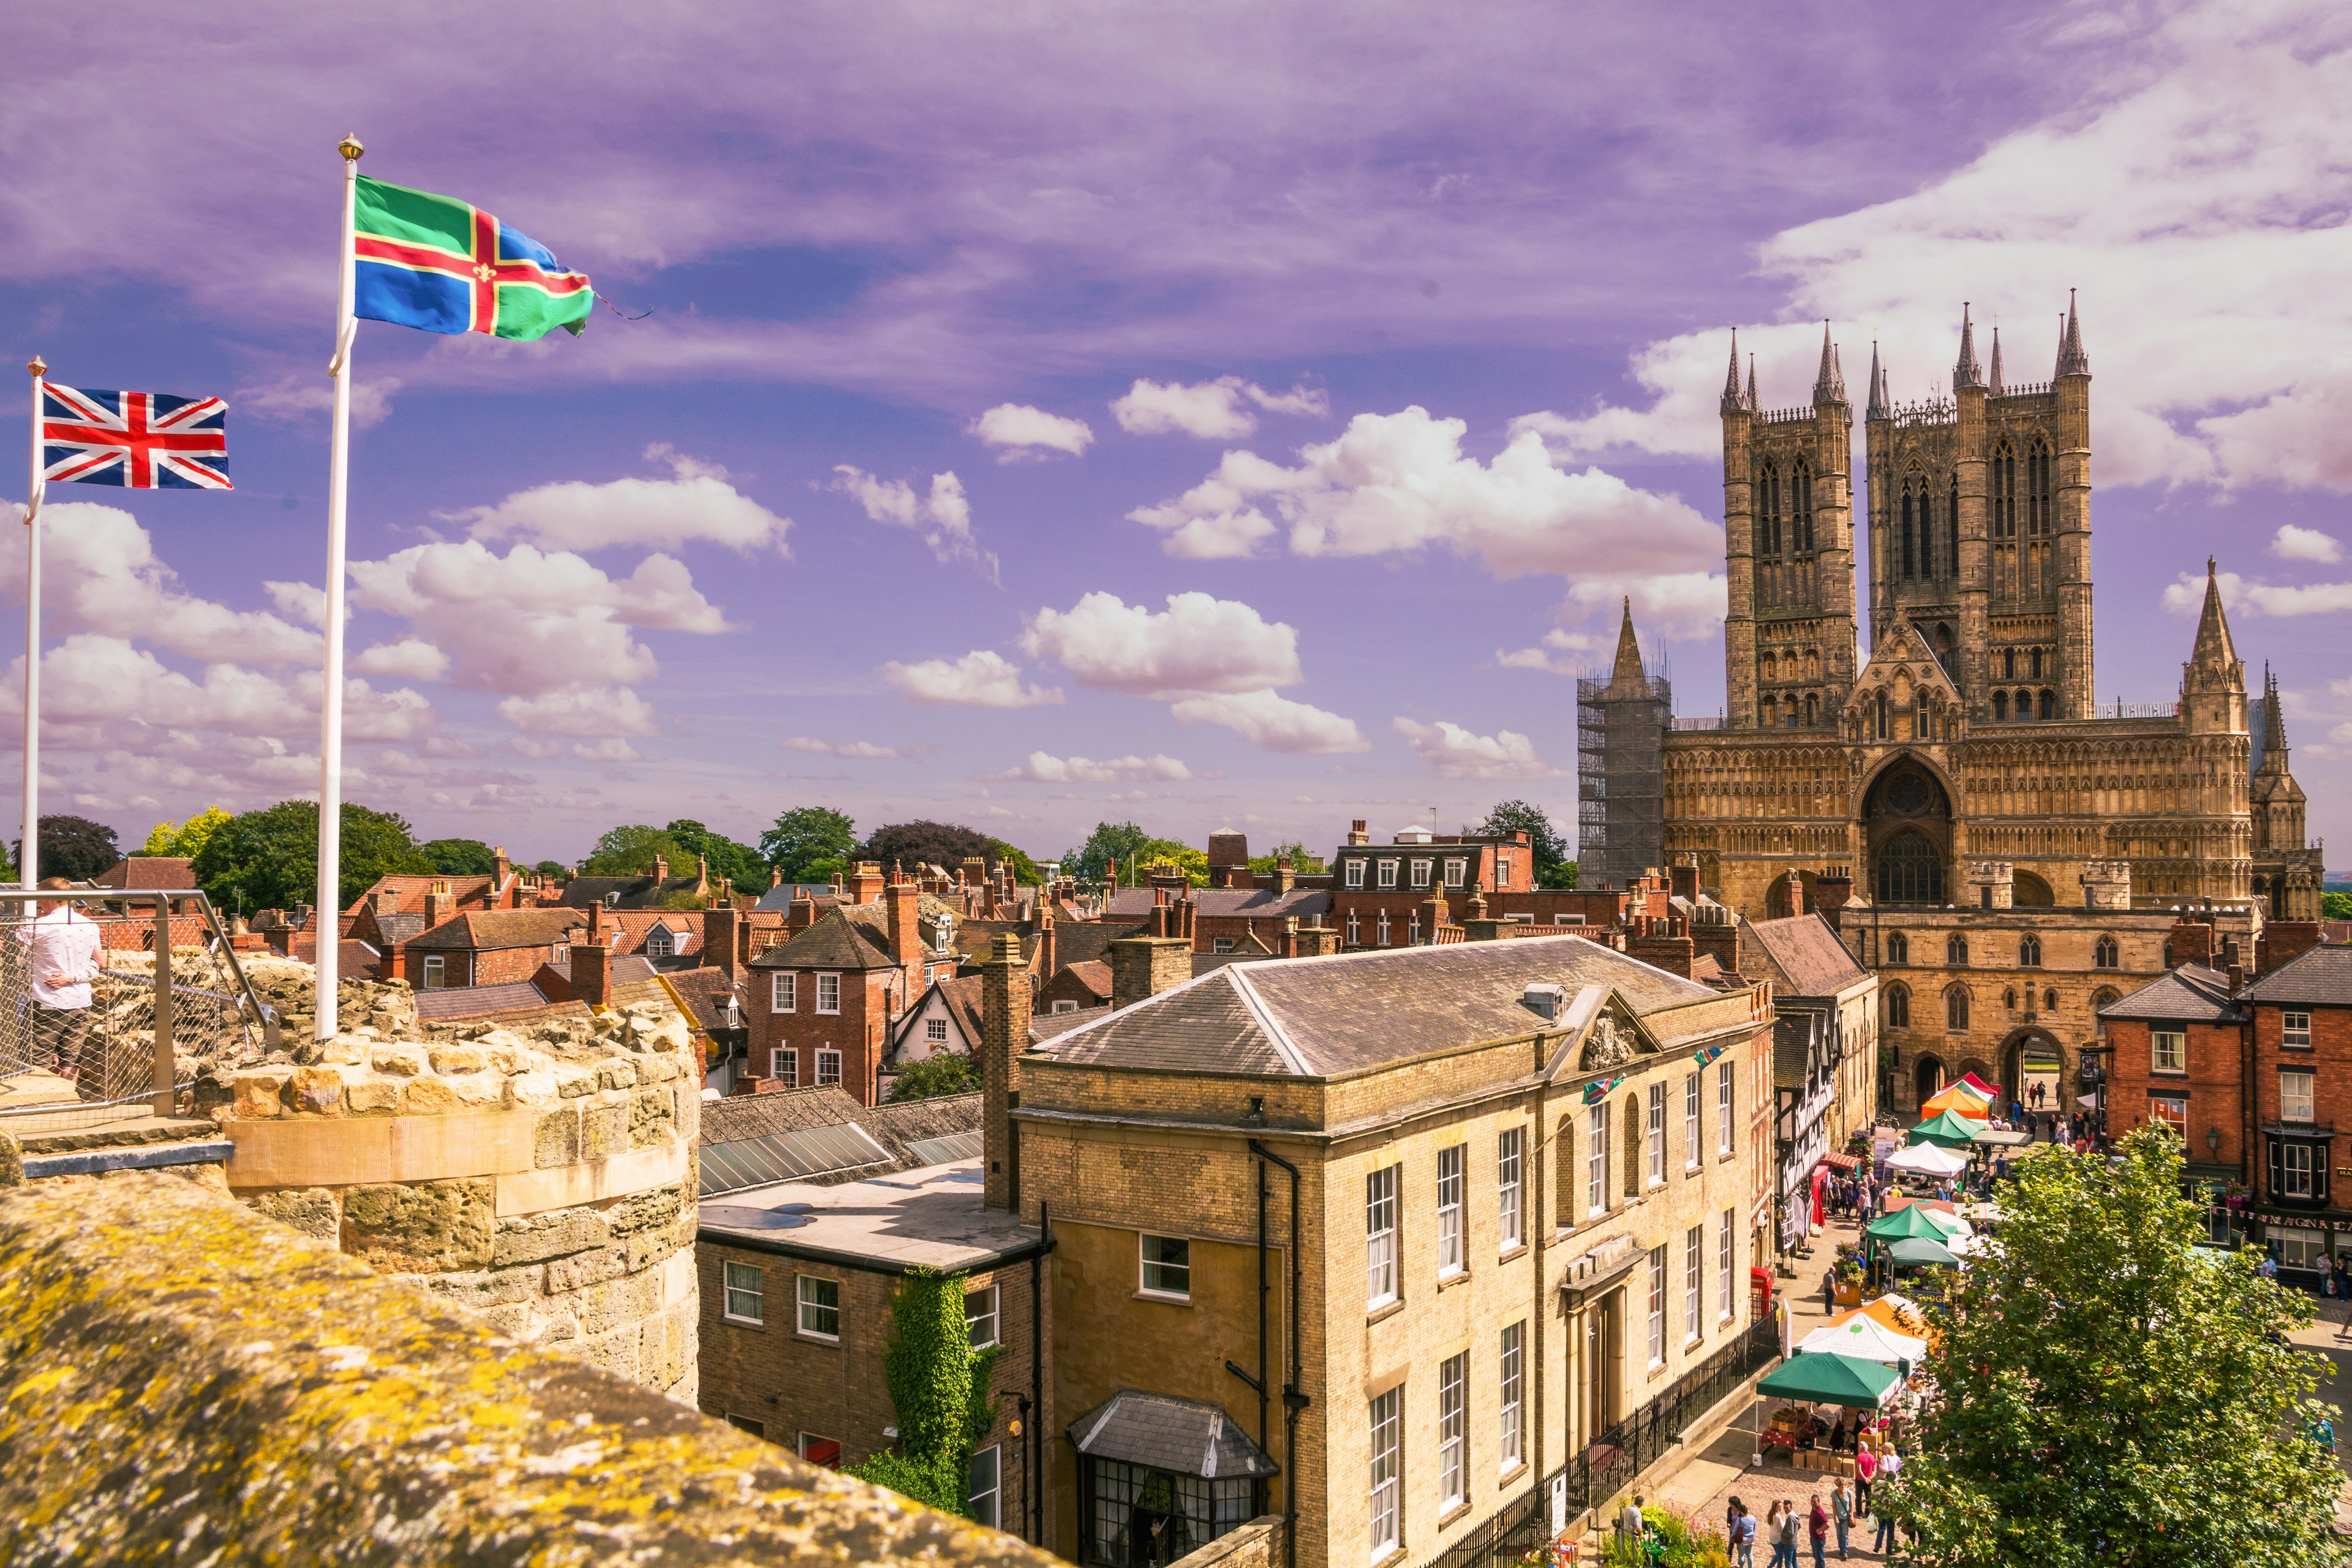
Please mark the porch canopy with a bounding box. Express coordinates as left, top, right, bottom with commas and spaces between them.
1757, 1351, 1901, 1409
1068, 1389, 1280, 1481
1906, 1110, 1983, 1149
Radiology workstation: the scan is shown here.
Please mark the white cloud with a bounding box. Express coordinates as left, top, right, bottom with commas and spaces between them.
235, 374, 401, 430
7, 502, 320, 665
1020, 591, 1301, 697
447, 445, 793, 555
830, 466, 996, 578
1112, 376, 1329, 440
1392, 717, 1560, 779
352, 638, 450, 681
969, 403, 1094, 460
987, 751, 1195, 783
1, 633, 434, 745
783, 736, 903, 759
496, 686, 661, 737
2162, 568, 2352, 619
1171, 690, 1367, 753
1496, 627, 1600, 674
881, 649, 1064, 707
2273, 524, 2343, 564
571, 737, 643, 763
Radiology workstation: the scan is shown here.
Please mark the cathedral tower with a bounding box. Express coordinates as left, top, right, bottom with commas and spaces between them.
1721, 324, 1858, 729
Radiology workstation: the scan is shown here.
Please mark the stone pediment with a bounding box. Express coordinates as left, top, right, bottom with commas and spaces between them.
1845, 623, 1959, 714
1573, 1001, 1658, 1074
1561, 1233, 1644, 1305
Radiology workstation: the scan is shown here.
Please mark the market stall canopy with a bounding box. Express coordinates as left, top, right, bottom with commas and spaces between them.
1831, 1295, 1930, 1340
1887, 1142, 1969, 1177
1888, 1235, 1960, 1268
1756, 1351, 1901, 1408
1920, 1082, 1991, 1120
1972, 1127, 2031, 1147
1796, 1314, 1928, 1365
1867, 1205, 1958, 1243
1907, 1110, 1983, 1148
1959, 1072, 2001, 1097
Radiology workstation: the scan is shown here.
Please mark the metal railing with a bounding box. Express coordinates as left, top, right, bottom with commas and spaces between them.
1415, 1316, 1781, 1568
0, 888, 273, 1131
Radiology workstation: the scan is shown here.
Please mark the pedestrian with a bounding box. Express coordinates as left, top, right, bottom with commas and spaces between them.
1776, 1499, 1802, 1568
1733, 1502, 1758, 1568
1618, 1493, 1646, 1558
18, 877, 103, 1099
1822, 1266, 1837, 1316
1853, 1440, 1877, 1518
1871, 1498, 1896, 1556
1831, 1477, 1852, 1559
1807, 1494, 1828, 1568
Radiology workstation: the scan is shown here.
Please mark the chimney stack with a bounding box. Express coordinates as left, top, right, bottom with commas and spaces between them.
1668, 858, 1699, 905
423, 890, 455, 930
1109, 930, 1192, 1010
653, 854, 669, 886
2166, 914, 2215, 970
884, 875, 924, 972
979, 932, 1030, 1213
769, 864, 783, 891
1273, 856, 1295, 896
704, 903, 742, 982
569, 940, 612, 1008
493, 845, 513, 899
788, 889, 818, 935
1348, 819, 1370, 846
1812, 867, 1853, 930
848, 860, 886, 906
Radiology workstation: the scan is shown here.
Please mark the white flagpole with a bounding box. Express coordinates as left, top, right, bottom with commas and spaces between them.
21, 355, 43, 892
315, 134, 363, 1039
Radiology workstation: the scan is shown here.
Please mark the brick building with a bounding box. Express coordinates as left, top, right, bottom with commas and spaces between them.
1744, 914, 1879, 1251
399, 908, 590, 989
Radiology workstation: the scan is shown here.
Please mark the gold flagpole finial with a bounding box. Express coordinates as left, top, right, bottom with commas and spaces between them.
337, 134, 365, 162
26, 355, 44, 377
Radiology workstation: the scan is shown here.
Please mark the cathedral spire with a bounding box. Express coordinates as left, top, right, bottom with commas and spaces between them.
1745, 354, 1757, 412
2263, 662, 2290, 763
1606, 597, 1648, 696
1866, 340, 1888, 418
1988, 325, 2005, 395
2056, 287, 2090, 378
2190, 557, 2238, 672
1721, 329, 1746, 414
1953, 303, 1985, 390
1812, 320, 1845, 404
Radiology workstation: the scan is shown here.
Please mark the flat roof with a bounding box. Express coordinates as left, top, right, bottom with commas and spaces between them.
696, 1158, 1044, 1274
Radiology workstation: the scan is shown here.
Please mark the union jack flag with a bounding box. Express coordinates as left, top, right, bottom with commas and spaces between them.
40, 383, 231, 490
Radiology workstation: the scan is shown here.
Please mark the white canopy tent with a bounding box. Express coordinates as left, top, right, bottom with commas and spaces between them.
1887, 1142, 1969, 1177
1796, 1314, 1929, 1365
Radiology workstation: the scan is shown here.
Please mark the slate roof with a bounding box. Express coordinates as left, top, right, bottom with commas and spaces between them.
537, 950, 660, 990
664, 966, 744, 1033
94, 856, 193, 890
1030, 1004, 1112, 1044
2237, 943, 2352, 1006
1104, 887, 1329, 921
746, 908, 900, 971
1038, 934, 1722, 1079
1067, 1390, 1280, 1480
1058, 960, 1113, 1000
559, 873, 706, 911
1745, 914, 1868, 998
702, 1087, 984, 1186
698, 1159, 1040, 1272
2099, 963, 2242, 1023
1051, 919, 1147, 970
407, 908, 588, 952
414, 980, 550, 1020
755, 883, 843, 912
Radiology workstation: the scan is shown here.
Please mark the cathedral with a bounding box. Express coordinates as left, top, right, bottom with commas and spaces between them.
1642, 296, 2322, 925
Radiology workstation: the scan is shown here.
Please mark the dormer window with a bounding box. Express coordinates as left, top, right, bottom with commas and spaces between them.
1444, 858, 1467, 888
1377, 859, 1398, 890
1410, 859, 1433, 889
646, 927, 675, 960
1345, 860, 1366, 890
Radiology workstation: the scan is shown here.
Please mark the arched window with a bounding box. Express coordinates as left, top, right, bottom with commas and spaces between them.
2018, 689, 2036, 720
1946, 987, 1969, 1030
1761, 650, 1777, 681
2004, 987, 2018, 1011
2039, 690, 2055, 720
1756, 463, 1782, 559
2028, 438, 2053, 537
1917, 486, 1933, 579
1803, 694, 1817, 726
2003, 649, 2017, 679
1993, 691, 2008, 722
1992, 442, 2016, 539
1947, 935, 1968, 966
1888, 932, 1909, 965
1875, 830, 1942, 905
1760, 695, 1777, 726
2094, 936, 2119, 968
2020, 934, 2043, 968
1948, 476, 1959, 571
2045, 987, 2059, 1012
2029, 647, 2043, 679
1885, 983, 1911, 1030
1792, 460, 1814, 552
1901, 486, 1917, 579
1875, 689, 1890, 741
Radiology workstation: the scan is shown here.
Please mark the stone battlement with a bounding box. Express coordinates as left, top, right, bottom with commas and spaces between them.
0, 1175, 1046, 1568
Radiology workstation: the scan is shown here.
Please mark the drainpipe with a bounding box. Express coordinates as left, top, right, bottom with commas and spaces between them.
1250, 1139, 1306, 1568
1030, 1201, 1055, 1545
1223, 1155, 1273, 1467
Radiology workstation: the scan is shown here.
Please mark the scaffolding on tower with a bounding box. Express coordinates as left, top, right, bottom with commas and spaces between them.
1577, 654, 1670, 893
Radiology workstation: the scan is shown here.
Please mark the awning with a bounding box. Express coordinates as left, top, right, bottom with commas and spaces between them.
1907, 1110, 1982, 1149
1068, 1389, 1280, 1480
1887, 1235, 1959, 1268
1821, 1152, 1860, 1171
1756, 1352, 1900, 1408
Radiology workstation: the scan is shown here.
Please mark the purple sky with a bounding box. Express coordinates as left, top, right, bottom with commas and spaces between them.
6, 1, 2351, 867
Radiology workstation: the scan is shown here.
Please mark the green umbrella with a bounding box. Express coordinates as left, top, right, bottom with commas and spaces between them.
1906, 1109, 1981, 1149
1865, 1204, 1960, 1243
1756, 1351, 1901, 1408
1887, 1235, 1959, 1268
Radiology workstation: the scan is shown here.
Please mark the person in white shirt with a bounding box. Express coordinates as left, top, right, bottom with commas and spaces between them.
19, 878, 104, 1097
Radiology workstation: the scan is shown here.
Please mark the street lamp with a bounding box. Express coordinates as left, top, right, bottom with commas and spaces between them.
2207, 1126, 2223, 1156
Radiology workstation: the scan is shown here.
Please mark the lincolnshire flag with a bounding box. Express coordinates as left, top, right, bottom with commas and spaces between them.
353, 175, 592, 340
40, 383, 230, 489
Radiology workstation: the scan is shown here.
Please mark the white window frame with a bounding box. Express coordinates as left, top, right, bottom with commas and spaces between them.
421, 954, 446, 990
1646, 1081, 1666, 1186
1366, 1164, 1400, 1308
1377, 910, 1392, 946
2153, 1028, 2186, 1075
771, 971, 796, 1013
1346, 859, 1366, 890
1646, 1245, 1667, 1368
816, 971, 842, 1015
723, 1261, 764, 1325
1684, 1072, 1702, 1170
815, 1049, 842, 1087
2152, 1096, 2188, 1136
926, 1016, 949, 1043
770, 1049, 797, 1088
2283, 1070, 2317, 1125
1410, 858, 1433, 889
1717, 1208, 1736, 1321
646, 929, 674, 960
797, 1275, 841, 1340
1496, 852, 1514, 889
1213, 937, 1235, 954
967, 1443, 1001, 1529
1377, 859, 1399, 891
1716, 1060, 1735, 1155
1496, 1126, 1524, 1253
2286, 1011, 2314, 1049
1436, 1144, 1465, 1277
1586, 1104, 1610, 1218
1444, 857, 1468, 889
1438, 1351, 1468, 1512
965, 1284, 1000, 1347
1368, 1386, 1403, 1558
2283, 1140, 2317, 1199
1050, 999, 1077, 1014
1407, 912, 1420, 945
1347, 908, 1361, 944
2279, 1230, 2328, 1270
1498, 1321, 1525, 1474
1140, 1233, 1192, 1300
1684, 1224, 1703, 1343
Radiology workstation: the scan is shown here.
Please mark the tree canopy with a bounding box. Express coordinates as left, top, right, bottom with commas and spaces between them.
760, 806, 856, 884
1061, 821, 1151, 886
1482, 799, 1576, 888
2324, 890, 2352, 922
191, 801, 431, 913
864, 820, 1005, 878
1248, 839, 1326, 875
888, 1053, 979, 1102
15, 815, 123, 881
141, 805, 232, 861
417, 837, 499, 878
1890, 1126, 2346, 1567
581, 824, 682, 878
665, 819, 766, 894
988, 839, 1042, 886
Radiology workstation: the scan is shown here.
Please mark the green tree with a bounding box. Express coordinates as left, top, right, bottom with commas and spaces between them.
2323, 890, 2352, 922
761, 806, 858, 883
582, 823, 685, 878
191, 801, 431, 913
1137, 839, 1209, 887
417, 837, 499, 877
987, 840, 1042, 886
1480, 799, 1574, 884
13, 815, 122, 881
1062, 820, 1150, 886
141, 804, 232, 860
889, 1054, 979, 1102
1891, 1126, 2346, 1567
665, 818, 766, 894
1247, 839, 1326, 875
865, 820, 1000, 877
533, 859, 566, 878
846, 1267, 1001, 1521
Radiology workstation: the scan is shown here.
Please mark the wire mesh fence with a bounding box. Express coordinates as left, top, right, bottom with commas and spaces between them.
0, 889, 273, 1133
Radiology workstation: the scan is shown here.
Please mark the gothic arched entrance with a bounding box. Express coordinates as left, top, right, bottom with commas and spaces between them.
1864, 761, 1953, 907
1913, 1053, 1945, 1109
2000, 1030, 2065, 1115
